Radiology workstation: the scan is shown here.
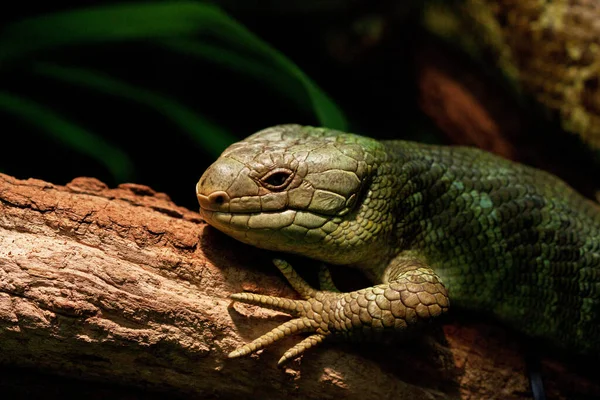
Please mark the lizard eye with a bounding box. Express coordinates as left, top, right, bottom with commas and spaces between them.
260, 169, 293, 191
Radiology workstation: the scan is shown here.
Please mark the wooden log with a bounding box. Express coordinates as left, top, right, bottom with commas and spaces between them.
0, 173, 597, 399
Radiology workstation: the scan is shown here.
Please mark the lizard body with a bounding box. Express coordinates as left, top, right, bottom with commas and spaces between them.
196, 124, 600, 364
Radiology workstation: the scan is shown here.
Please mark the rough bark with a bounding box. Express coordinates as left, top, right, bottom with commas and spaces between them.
0, 173, 598, 399
415, 37, 600, 201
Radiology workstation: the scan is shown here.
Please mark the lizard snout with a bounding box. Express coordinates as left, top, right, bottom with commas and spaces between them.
196, 156, 246, 212
196, 190, 230, 211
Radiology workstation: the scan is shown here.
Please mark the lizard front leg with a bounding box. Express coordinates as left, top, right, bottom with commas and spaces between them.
229, 259, 449, 365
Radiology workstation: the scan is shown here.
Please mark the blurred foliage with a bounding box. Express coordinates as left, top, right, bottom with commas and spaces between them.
0, 1, 348, 198
0, 90, 132, 180
0, 0, 436, 208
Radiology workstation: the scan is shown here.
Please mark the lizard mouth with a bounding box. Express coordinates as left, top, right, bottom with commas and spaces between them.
200, 208, 299, 231
199, 205, 338, 245
198, 191, 297, 216
200, 207, 335, 255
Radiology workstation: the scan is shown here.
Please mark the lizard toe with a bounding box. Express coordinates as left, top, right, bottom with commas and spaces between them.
230, 292, 307, 315
228, 317, 318, 359
277, 333, 328, 366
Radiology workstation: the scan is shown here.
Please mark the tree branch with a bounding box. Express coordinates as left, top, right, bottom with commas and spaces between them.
0, 173, 597, 399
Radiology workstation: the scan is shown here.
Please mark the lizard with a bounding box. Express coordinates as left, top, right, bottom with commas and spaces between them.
196, 124, 600, 366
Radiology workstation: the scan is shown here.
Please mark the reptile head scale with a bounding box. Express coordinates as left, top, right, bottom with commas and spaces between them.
196, 124, 396, 265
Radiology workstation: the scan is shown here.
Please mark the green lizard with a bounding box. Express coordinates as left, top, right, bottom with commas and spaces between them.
196, 124, 600, 366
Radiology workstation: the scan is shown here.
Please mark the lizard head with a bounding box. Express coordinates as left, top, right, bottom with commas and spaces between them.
196, 124, 395, 265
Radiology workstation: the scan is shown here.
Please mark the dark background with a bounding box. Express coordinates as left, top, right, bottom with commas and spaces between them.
0, 0, 443, 211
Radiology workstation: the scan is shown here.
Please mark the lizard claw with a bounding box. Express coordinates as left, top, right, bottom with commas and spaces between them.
228, 259, 449, 365
229, 259, 333, 364
227, 317, 320, 360
278, 333, 327, 365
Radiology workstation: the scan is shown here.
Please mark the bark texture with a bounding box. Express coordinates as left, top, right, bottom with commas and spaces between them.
416, 37, 600, 201
0, 173, 598, 399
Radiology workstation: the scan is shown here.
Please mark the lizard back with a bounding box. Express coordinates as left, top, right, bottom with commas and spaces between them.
385, 140, 600, 355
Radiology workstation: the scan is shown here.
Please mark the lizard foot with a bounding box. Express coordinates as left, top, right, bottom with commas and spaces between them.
229, 259, 337, 365
229, 258, 449, 365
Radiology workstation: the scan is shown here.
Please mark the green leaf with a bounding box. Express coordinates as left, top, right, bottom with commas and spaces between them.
0, 1, 348, 129
161, 39, 307, 110
0, 2, 219, 60
158, 11, 348, 130
0, 91, 133, 182
34, 62, 237, 156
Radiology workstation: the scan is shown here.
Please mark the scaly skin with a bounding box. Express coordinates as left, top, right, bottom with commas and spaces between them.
196, 124, 600, 365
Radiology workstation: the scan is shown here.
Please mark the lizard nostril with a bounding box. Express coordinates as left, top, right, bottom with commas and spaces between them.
213, 194, 225, 205
208, 191, 229, 206
197, 191, 230, 211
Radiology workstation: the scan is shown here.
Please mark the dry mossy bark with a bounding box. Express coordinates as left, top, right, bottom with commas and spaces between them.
415, 37, 600, 201
0, 173, 598, 399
